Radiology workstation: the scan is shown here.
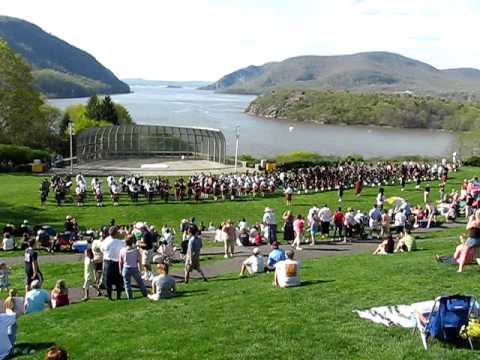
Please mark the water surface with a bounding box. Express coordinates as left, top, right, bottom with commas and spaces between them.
50, 86, 455, 159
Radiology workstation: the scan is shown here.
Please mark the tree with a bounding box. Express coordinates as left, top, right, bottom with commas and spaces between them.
0, 39, 50, 148
59, 112, 71, 136
99, 96, 119, 125
85, 95, 100, 120
114, 103, 133, 125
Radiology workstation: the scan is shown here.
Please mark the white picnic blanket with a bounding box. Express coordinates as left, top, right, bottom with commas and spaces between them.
355, 300, 434, 328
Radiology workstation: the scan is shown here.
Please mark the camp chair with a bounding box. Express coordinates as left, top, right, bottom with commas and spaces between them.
414, 294, 476, 350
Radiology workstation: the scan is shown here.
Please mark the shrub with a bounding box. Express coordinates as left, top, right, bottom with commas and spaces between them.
0, 144, 50, 165
464, 156, 480, 167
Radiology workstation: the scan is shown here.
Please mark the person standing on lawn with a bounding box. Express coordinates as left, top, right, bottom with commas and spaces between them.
318, 204, 332, 239
263, 207, 277, 244
292, 214, 305, 250
100, 226, 124, 300
184, 226, 208, 284
119, 235, 148, 300
222, 220, 236, 258
24, 239, 43, 293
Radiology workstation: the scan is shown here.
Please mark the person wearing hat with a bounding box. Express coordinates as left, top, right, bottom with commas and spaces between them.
239, 247, 265, 276
25, 279, 50, 314
267, 242, 286, 271
344, 208, 356, 243
263, 207, 277, 244
134, 222, 154, 280
20, 220, 32, 237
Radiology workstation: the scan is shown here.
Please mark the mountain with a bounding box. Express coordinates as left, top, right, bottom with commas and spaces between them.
201, 52, 480, 97
124, 78, 211, 88
0, 16, 130, 98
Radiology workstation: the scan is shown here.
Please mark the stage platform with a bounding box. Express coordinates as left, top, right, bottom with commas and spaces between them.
52, 158, 247, 176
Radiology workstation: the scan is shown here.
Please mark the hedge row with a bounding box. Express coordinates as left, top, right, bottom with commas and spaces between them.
0, 144, 50, 165
464, 156, 480, 167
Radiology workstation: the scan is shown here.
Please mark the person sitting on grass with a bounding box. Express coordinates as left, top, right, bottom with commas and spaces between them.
1, 232, 15, 251
436, 235, 475, 272
274, 250, 300, 288
238, 227, 250, 247
372, 235, 395, 255
148, 263, 176, 300
267, 241, 286, 271
239, 247, 265, 277
45, 346, 68, 360
50, 280, 70, 309
25, 280, 50, 314
394, 229, 417, 252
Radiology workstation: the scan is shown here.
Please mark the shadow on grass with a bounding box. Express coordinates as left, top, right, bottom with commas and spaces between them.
175, 289, 208, 298
301, 279, 335, 287
14, 342, 55, 357
305, 248, 348, 252
0, 201, 58, 227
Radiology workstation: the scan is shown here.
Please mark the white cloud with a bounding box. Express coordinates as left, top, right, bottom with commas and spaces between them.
1, 0, 479, 80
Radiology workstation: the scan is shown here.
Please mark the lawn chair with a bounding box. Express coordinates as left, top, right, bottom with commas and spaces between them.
414, 294, 476, 350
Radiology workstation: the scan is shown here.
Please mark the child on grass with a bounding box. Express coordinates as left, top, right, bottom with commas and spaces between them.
83, 248, 99, 300
0, 262, 10, 292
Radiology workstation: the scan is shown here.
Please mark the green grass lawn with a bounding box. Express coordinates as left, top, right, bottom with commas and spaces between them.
1, 168, 480, 359
0, 167, 477, 241
9, 234, 480, 360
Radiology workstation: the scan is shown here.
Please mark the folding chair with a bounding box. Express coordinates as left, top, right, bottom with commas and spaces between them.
414, 294, 476, 350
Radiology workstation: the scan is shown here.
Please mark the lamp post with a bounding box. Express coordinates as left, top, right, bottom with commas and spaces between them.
69, 121, 73, 174
234, 125, 240, 173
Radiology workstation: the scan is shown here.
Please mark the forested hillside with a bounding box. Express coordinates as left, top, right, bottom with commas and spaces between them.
0, 16, 130, 98
246, 89, 480, 131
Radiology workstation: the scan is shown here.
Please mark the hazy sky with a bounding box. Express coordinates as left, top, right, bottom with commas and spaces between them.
2, 0, 480, 81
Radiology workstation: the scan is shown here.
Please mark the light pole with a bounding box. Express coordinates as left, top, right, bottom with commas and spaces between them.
69, 121, 73, 174
234, 125, 240, 173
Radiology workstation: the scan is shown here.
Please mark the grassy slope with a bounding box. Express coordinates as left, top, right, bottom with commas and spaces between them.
11, 235, 480, 360
1, 168, 477, 236
1, 169, 479, 358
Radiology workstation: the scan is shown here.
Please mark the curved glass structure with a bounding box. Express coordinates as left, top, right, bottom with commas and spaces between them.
76, 125, 226, 163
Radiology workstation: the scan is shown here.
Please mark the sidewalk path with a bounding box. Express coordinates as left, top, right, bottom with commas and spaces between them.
0, 222, 463, 309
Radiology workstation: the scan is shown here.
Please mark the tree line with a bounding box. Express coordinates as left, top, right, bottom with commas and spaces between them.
0, 39, 133, 157
246, 88, 480, 131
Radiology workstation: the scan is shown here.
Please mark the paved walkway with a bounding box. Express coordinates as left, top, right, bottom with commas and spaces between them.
0, 240, 377, 310
1, 222, 463, 310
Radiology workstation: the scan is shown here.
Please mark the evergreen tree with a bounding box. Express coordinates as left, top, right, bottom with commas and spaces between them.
86, 95, 100, 120
59, 112, 71, 136
100, 96, 119, 125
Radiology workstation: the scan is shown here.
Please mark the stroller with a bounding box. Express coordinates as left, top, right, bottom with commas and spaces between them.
414, 294, 477, 350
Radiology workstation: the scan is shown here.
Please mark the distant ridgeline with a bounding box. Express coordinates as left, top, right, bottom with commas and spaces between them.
202, 51, 480, 101
0, 16, 130, 98
246, 89, 480, 131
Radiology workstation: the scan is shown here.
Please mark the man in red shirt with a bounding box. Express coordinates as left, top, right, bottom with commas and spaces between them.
333, 207, 345, 242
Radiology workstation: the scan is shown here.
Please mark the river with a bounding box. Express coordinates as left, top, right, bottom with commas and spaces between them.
50, 85, 455, 159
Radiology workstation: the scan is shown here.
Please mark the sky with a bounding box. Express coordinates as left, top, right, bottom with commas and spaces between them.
2, 0, 480, 81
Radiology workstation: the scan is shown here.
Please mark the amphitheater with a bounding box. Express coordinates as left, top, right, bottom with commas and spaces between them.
73, 124, 245, 176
